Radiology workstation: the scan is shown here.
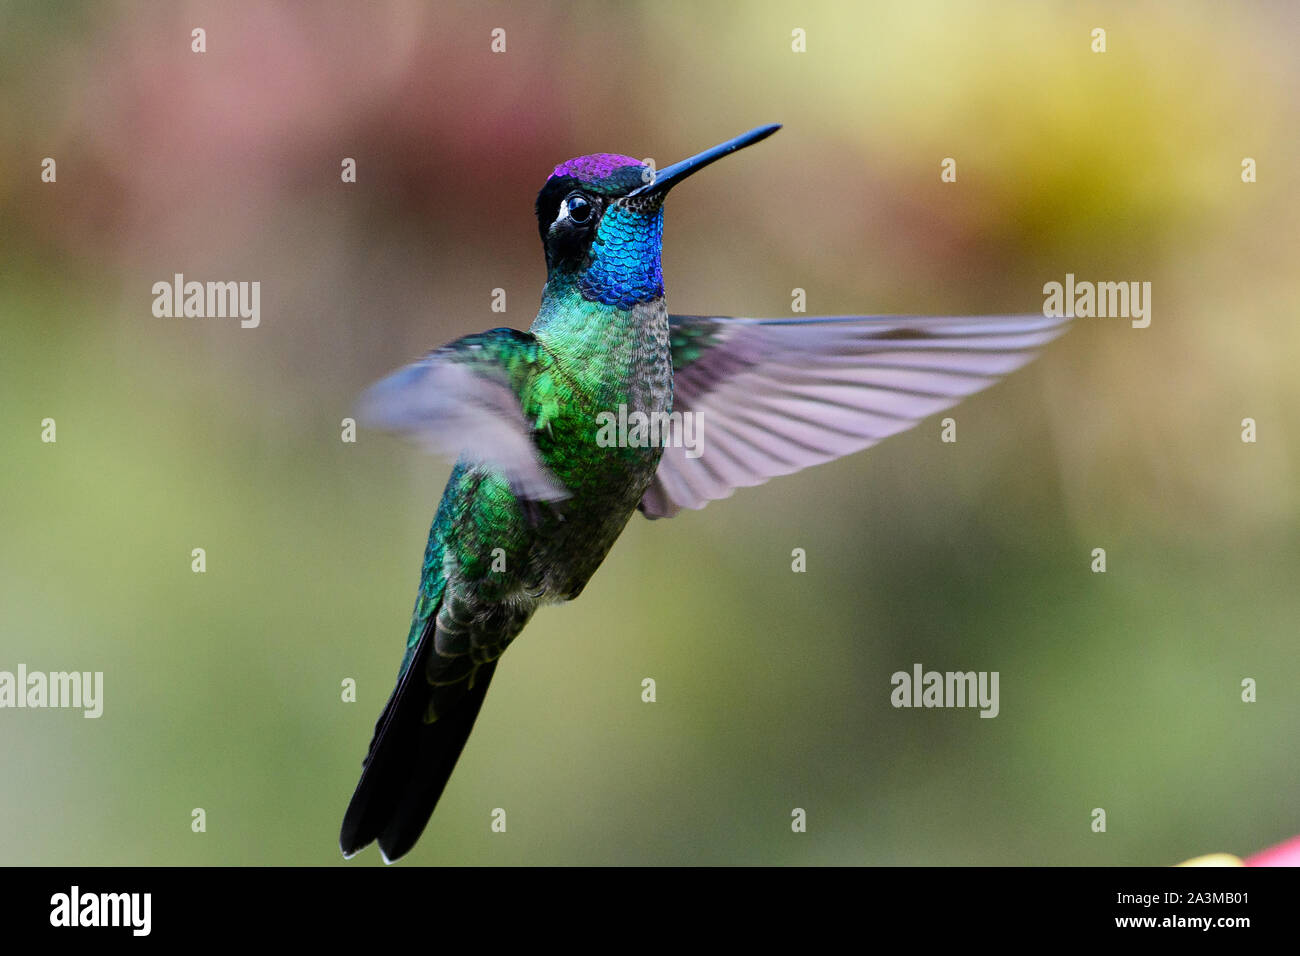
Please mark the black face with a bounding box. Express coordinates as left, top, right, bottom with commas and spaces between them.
535, 175, 606, 270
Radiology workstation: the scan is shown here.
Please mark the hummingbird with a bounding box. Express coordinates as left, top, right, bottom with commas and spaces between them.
339, 124, 1068, 862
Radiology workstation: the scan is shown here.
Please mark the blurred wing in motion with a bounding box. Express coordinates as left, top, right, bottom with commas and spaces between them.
639, 313, 1069, 518
359, 330, 567, 502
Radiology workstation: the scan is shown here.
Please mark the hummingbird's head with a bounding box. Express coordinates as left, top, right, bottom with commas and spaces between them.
535, 124, 781, 309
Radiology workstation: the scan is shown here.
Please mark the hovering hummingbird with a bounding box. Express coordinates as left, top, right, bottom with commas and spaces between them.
340, 124, 1067, 862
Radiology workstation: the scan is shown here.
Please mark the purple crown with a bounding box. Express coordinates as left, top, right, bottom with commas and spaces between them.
549, 153, 645, 185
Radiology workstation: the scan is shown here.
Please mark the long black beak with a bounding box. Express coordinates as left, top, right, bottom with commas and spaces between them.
627, 123, 782, 198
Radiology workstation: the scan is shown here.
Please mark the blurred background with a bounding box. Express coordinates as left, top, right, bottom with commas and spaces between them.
2, 0, 1297, 865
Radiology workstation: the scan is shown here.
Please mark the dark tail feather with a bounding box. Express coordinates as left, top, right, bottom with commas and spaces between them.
340, 618, 498, 863
375, 660, 496, 861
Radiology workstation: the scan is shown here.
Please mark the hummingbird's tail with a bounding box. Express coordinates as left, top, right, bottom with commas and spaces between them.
340, 613, 498, 863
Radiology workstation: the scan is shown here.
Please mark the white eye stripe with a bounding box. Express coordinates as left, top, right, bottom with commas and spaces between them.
556, 198, 572, 223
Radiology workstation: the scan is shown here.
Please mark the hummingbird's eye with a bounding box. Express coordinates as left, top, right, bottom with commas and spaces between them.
565, 194, 592, 224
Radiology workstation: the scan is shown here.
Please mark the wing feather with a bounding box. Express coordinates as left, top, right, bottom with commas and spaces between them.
641, 313, 1068, 518
359, 330, 566, 502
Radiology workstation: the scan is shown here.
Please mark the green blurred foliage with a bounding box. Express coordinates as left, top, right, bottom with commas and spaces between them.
1, 0, 1297, 865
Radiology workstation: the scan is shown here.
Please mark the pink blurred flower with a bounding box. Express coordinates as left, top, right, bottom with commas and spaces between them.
1244, 834, 1300, 867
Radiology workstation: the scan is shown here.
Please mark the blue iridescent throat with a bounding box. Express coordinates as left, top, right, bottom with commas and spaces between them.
578, 205, 664, 309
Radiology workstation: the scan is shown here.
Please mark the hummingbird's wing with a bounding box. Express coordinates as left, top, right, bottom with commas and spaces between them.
359, 329, 567, 502
639, 313, 1069, 518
